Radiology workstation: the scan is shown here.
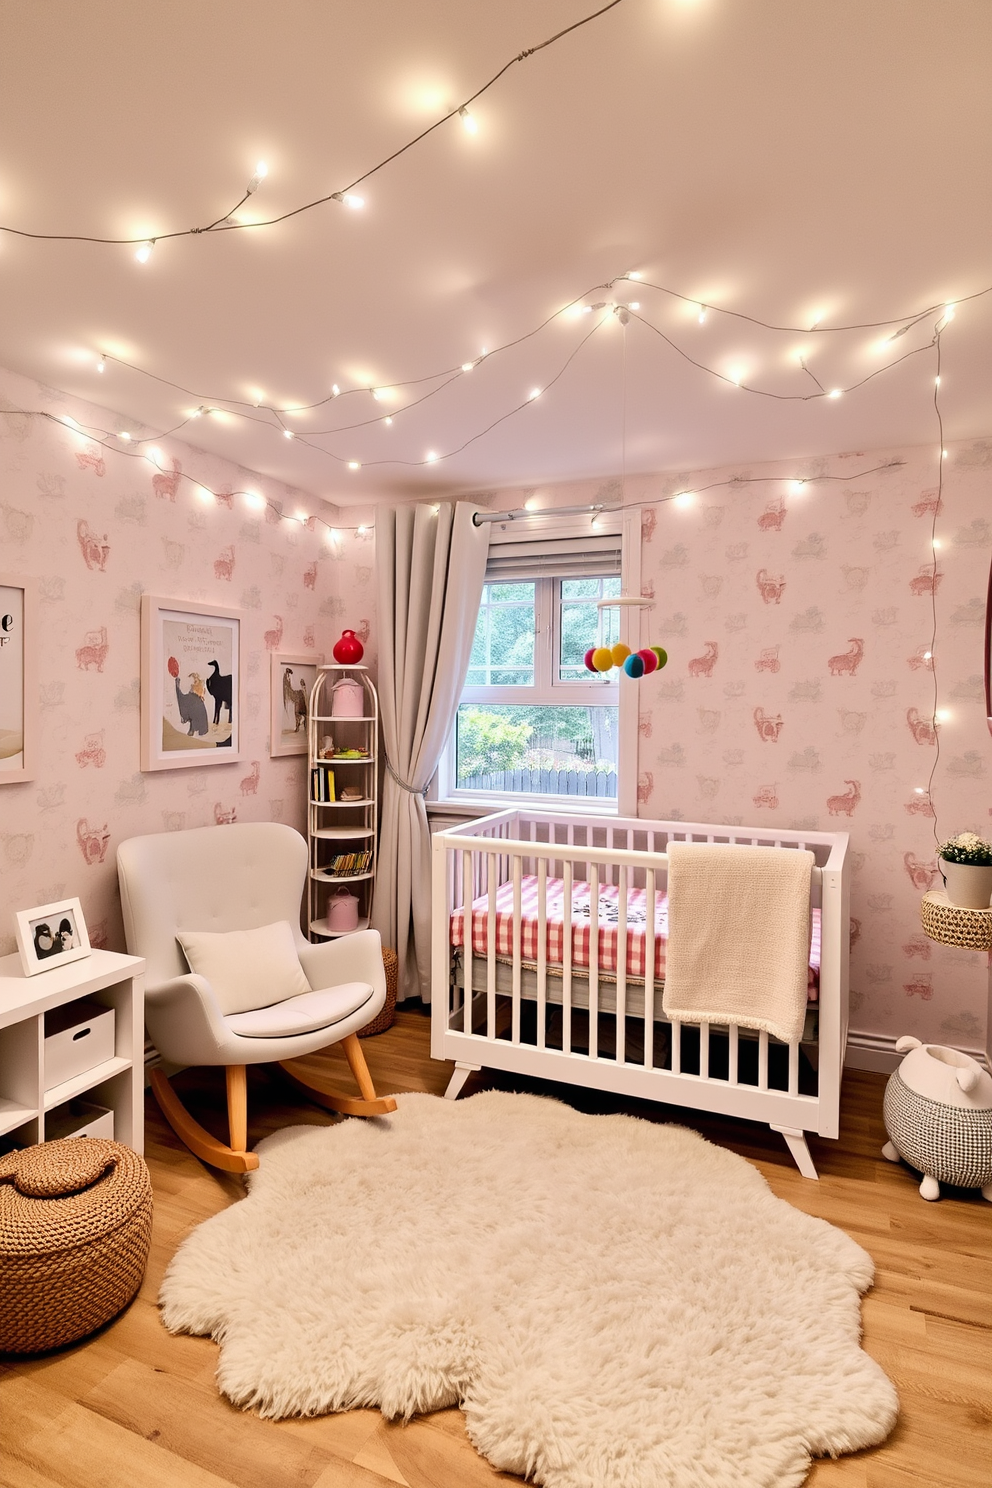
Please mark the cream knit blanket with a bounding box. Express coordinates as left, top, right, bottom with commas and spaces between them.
661, 841, 814, 1045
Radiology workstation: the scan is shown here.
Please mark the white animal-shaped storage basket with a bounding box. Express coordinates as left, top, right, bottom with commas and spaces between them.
882, 1037, 992, 1201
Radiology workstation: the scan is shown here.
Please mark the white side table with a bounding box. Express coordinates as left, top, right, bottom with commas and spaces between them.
0, 949, 145, 1153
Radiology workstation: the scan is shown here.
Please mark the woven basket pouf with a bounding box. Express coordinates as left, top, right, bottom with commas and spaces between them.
358, 947, 398, 1037
0, 1137, 153, 1354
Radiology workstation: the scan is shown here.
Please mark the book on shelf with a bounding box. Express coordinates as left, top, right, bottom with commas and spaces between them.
327, 849, 373, 876
310, 765, 336, 802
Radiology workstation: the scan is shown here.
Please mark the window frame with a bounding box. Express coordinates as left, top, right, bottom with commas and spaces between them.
432, 507, 640, 816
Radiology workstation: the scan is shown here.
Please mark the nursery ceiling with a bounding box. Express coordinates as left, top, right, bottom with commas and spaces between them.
1, 0, 990, 503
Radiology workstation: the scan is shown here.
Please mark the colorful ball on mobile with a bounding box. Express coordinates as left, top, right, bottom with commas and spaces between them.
637, 647, 658, 673
623, 652, 645, 678
610, 642, 631, 666
651, 646, 668, 669
592, 646, 614, 672
584, 647, 598, 673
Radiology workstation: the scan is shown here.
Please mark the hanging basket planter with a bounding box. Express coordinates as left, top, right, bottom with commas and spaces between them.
920, 890, 992, 952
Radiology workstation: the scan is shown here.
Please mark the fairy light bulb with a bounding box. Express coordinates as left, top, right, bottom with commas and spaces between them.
383, 416, 393, 426
338, 192, 364, 210
943, 303, 956, 322
828, 388, 843, 399
96, 355, 106, 373
790, 480, 805, 493
283, 428, 294, 439
247, 161, 268, 194
458, 106, 478, 134
134, 241, 154, 263
245, 491, 264, 509
331, 384, 340, 397
426, 450, 439, 463
461, 362, 475, 371
118, 431, 131, 441
356, 525, 367, 536
529, 387, 542, 400
627, 271, 642, 281
146, 447, 163, 467
674, 491, 695, 507
197, 486, 213, 503
347, 461, 361, 471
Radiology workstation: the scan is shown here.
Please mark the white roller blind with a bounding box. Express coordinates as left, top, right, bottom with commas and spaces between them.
485, 533, 622, 580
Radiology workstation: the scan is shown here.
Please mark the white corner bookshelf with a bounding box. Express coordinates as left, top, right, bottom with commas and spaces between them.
307, 664, 379, 940
0, 948, 145, 1154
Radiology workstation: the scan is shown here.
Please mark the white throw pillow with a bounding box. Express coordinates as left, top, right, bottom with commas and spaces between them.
177, 920, 311, 1015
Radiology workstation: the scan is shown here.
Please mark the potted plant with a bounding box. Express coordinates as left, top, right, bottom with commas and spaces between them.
937, 832, 992, 910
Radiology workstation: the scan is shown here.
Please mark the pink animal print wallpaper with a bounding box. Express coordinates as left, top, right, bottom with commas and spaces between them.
0, 365, 375, 959
470, 439, 991, 1055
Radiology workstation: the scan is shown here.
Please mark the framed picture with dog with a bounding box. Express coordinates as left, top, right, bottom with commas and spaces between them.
141, 595, 243, 771
270, 652, 322, 757
15, 896, 91, 977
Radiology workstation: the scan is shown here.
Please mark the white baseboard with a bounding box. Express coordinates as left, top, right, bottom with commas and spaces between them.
845, 1029, 990, 1075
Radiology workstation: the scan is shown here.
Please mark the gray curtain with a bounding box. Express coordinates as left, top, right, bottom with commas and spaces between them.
371, 502, 489, 1000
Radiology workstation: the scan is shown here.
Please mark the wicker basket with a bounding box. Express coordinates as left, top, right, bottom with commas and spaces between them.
921, 890, 992, 952
0, 1137, 153, 1354
358, 947, 398, 1037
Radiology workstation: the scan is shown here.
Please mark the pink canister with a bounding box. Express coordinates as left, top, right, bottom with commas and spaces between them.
330, 678, 365, 718
327, 890, 359, 932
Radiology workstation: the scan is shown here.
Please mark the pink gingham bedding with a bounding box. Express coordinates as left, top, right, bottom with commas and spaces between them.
450, 874, 821, 999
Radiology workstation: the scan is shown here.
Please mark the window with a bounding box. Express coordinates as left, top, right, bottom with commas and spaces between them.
447, 569, 623, 804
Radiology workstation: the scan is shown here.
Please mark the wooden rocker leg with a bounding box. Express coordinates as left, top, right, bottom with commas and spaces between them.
279, 1033, 397, 1118
149, 1066, 259, 1173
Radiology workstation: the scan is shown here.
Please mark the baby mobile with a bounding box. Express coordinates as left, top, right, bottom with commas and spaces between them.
584, 595, 668, 679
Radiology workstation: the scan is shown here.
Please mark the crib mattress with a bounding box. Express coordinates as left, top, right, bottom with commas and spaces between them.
450, 874, 822, 997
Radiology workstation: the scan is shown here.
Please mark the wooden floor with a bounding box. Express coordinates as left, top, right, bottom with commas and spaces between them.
2, 1010, 990, 1488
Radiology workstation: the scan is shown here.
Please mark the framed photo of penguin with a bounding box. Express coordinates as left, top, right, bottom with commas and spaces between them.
270, 652, 322, 758
140, 595, 243, 771
15, 896, 91, 977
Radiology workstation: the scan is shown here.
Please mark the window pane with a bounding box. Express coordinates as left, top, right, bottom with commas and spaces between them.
559, 574, 621, 681
455, 704, 618, 800
466, 581, 535, 687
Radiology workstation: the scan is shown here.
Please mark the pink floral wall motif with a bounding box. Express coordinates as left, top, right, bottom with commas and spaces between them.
0, 366, 375, 959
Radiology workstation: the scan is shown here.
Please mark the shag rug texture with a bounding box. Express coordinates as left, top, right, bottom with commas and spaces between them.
160, 1092, 898, 1488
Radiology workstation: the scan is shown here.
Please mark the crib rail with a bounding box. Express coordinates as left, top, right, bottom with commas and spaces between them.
430, 809, 849, 1143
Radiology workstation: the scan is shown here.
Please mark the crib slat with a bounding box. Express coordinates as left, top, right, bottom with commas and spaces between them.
511, 856, 522, 1045
788, 1039, 799, 1096
589, 862, 599, 1060
562, 861, 573, 1055
699, 1022, 710, 1080
536, 858, 547, 1050
616, 864, 628, 1065
462, 849, 474, 1034
758, 1029, 769, 1091
644, 867, 656, 1069
729, 1025, 739, 1086
671, 1018, 681, 1075
486, 851, 497, 1040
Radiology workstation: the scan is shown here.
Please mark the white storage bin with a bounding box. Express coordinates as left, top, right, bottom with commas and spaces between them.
45, 1099, 115, 1142
43, 999, 115, 1092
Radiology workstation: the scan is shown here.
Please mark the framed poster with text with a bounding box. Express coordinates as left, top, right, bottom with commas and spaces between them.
0, 575, 36, 784
141, 595, 243, 771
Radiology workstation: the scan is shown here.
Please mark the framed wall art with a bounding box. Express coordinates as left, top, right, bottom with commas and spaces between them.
15, 896, 91, 977
141, 595, 243, 771
270, 652, 323, 757
0, 574, 36, 785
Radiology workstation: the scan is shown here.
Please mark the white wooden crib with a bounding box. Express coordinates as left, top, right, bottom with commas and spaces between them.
430, 809, 850, 1177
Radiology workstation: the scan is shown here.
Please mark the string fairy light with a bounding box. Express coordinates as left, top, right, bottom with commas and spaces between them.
0, 0, 626, 257
82, 267, 988, 474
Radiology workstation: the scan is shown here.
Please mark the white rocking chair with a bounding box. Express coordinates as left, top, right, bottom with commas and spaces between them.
117, 822, 396, 1172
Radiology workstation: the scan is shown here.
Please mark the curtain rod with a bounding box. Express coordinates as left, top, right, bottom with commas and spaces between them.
472, 502, 621, 526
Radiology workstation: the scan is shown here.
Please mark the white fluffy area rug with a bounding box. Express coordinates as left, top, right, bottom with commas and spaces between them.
160, 1092, 897, 1488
